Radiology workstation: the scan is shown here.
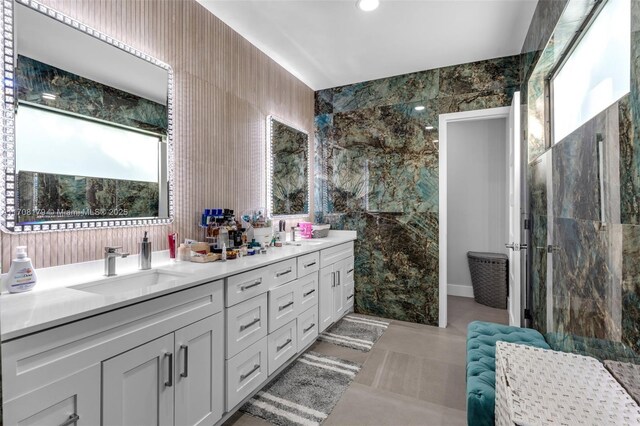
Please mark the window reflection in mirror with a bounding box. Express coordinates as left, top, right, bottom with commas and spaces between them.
16, 104, 167, 224
268, 117, 309, 217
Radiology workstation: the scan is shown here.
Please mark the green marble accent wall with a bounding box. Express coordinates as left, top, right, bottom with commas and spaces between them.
315, 56, 520, 325
16, 55, 167, 134
525, 0, 640, 363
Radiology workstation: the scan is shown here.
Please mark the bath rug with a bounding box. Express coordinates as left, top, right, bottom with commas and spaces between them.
240, 351, 361, 426
318, 314, 390, 352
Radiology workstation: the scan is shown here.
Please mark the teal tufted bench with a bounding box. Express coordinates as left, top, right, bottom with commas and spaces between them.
466, 321, 550, 426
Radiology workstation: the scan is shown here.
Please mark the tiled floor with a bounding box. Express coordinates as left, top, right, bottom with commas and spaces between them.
225, 296, 508, 426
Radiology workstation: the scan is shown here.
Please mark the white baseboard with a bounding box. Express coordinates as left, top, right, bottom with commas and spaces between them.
447, 284, 474, 298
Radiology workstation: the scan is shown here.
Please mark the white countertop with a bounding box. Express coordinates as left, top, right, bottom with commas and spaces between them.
0, 231, 356, 341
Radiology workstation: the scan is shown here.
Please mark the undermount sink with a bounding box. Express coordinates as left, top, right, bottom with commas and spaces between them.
70, 269, 187, 296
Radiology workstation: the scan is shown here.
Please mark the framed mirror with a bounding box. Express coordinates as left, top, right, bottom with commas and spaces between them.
267, 116, 309, 217
0, 0, 174, 233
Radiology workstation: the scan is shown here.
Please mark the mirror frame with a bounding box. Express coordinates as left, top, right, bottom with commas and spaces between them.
266, 115, 310, 219
0, 0, 175, 233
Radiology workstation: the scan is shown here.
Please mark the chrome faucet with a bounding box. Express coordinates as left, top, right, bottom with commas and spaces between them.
104, 246, 129, 277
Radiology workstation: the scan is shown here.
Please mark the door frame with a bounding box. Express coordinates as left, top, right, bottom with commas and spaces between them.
438, 106, 511, 328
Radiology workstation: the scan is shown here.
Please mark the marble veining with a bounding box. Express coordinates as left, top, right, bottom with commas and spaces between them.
525, 0, 640, 362
270, 118, 309, 216
316, 56, 520, 325
17, 55, 167, 134
524, 0, 597, 161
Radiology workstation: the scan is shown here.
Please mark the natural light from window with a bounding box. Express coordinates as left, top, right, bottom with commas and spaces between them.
553, 0, 630, 143
16, 104, 162, 182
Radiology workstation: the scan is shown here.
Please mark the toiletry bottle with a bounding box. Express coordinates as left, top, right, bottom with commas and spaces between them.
221, 243, 227, 262
178, 243, 190, 261
4, 246, 37, 293
168, 233, 178, 259
139, 231, 152, 270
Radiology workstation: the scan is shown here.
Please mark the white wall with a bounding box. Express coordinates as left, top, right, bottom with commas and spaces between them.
447, 118, 507, 297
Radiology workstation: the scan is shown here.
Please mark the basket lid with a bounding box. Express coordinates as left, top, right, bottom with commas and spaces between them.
467, 251, 508, 259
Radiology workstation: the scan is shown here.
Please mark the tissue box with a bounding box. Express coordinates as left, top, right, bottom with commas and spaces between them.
312, 224, 330, 238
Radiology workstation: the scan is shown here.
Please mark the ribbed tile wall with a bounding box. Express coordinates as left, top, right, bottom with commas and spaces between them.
1, 0, 314, 270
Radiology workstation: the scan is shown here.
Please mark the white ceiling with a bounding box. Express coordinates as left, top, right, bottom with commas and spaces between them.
197, 0, 538, 90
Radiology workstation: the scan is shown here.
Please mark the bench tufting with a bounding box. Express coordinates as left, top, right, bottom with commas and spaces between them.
466, 321, 550, 426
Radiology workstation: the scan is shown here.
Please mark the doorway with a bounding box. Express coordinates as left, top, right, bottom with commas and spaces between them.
438, 95, 522, 329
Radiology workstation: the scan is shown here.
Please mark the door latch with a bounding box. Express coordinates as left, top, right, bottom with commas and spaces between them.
505, 242, 528, 251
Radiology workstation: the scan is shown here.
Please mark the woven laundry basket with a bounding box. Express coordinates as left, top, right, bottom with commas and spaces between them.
467, 251, 508, 309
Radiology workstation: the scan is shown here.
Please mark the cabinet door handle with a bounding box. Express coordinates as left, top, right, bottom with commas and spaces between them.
348, 268, 354, 274
337, 271, 341, 286
276, 268, 292, 277
59, 414, 80, 426
164, 352, 173, 387
276, 338, 292, 352
303, 323, 316, 333
331, 272, 335, 288
347, 294, 354, 301
240, 279, 262, 291
180, 344, 189, 378
304, 261, 316, 268
240, 317, 260, 331
240, 364, 260, 381
303, 289, 316, 297
279, 301, 294, 311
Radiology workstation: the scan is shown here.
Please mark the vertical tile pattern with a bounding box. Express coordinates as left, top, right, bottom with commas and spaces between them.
1, 0, 314, 270
315, 56, 520, 326
524, 0, 640, 361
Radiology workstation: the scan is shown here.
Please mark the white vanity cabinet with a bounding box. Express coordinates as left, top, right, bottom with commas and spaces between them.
319, 243, 355, 332
2, 281, 224, 426
103, 314, 224, 426
3, 364, 100, 426
2, 233, 357, 426
103, 333, 175, 426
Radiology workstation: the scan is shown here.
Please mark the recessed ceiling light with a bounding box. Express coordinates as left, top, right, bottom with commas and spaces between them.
425, 126, 434, 130
357, 0, 379, 12
414, 105, 425, 111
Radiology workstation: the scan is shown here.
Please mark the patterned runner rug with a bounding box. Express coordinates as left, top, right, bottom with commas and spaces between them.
241, 351, 362, 426
318, 314, 390, 352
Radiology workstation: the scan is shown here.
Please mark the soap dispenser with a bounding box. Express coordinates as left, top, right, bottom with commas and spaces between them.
4, 246, 37, 293
139, 231, 152, 270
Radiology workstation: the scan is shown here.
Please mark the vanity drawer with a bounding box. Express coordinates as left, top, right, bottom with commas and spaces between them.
267, 259, 297, 288
226, 267, 269, 307
297, 252, 320, 278
226, 294, 268, 359
297, 273, 318, 314
344, 281, 354, 313
267, 319, 298, 375
297, 306, 319, 349
226, 337, 268, 411
268, 280, 297, 333
320, 242, 354, 268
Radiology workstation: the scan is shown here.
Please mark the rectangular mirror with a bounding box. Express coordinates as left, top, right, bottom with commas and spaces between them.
267, 116, 309, 217
0, 0, 174, 232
